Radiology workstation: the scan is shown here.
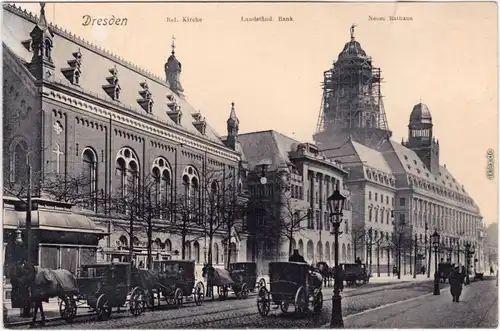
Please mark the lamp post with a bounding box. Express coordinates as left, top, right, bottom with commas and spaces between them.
464, 241, 471, 285
431, 230, 440, 295
327, 183, 346, 328
470, 245, 476, 278
425, 223, 431, 278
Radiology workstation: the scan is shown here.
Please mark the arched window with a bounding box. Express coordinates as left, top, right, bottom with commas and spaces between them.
10, 139, 29, 184
152, 157, 172, 220
290, 239, 296, 252
118, 235, 128, 249
165, 239, 172, 252
182, 166, 200, 223
214, 243, 220, 265
298, 239, 304, 257
82, 148, 98, 211
306, 240, 314, 262
347, 243, 352, 262
115, 147, 140, 213
193, 241, 200, 264
325, 242, 331, 263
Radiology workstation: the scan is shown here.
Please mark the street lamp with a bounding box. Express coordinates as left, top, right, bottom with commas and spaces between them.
431, 230, 440, 295
327, 183, 346, 328
470, 245, 476, 278
464, 241, 471, 285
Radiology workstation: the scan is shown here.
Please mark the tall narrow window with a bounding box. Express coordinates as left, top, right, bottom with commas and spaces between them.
115, 147, 140, 214
182, 166, 200, 223
10, 140, 29, 184
82, 148, 97, 211
152, 157, 172, 220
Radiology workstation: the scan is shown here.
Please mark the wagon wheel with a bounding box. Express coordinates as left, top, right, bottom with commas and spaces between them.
294, 286, 308, 315
174, 288, 184, 308
258, 278, 266, 289
59, 296, 77, 322
194, 282, 205, 306
256, 286, 270, 317
218, 286, 229, 301
96, 294, 112, 321
280, 301, 290, 314
355, 279, 364, 286
240, 283, 249, 300
313, 290, 323, 313
129, 287, 145, 317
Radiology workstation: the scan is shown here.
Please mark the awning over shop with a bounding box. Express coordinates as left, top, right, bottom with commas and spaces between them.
3, 205, 108, 235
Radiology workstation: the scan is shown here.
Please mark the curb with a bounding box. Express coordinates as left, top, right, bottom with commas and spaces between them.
5, 312, 95, 328
320, 285, 449, 328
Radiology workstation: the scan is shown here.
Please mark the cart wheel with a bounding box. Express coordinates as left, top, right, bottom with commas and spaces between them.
294, 286, 307, 315
313, 290, 323, 313
218, 286, 228, 301
59, 296, 77, 322
194, 282, 205, 306
174, 288, 183, 308
240, 283, 249, 299
166, 296, 176, 306
257, 287, 270, 317
355, 279, 363, 286
258, 278, 266, 289
280, 301, 289, 314
129, 287, 145, 317
96, 294, 112, 321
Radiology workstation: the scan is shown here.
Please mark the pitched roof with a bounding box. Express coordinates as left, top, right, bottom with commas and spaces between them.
2, 4, 224, 145
388, 140, 470, 197
351, 141, 393, 174
238, 130, 300, 172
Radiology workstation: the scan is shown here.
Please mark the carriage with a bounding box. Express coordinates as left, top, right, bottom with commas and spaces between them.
257, 262, 323, 316
151, 260, 204, 308
341, 263, 370, 286
58, 262, 145, 322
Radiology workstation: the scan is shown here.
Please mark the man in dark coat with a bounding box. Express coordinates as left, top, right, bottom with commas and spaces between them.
449, 267, 465, 302
289, 249, 306, 263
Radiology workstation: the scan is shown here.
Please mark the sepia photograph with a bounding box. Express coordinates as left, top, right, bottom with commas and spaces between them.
1, 1, 498, 329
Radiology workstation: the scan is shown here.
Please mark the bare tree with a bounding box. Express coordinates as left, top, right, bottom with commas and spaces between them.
247, 171, 309, 258
349, 224, 367, 262
107, 174, 174, 268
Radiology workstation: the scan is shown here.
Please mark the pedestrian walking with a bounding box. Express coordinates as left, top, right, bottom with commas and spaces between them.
392, 265, 398, 277
490, 266, 494, 276
449, 267, 465, 303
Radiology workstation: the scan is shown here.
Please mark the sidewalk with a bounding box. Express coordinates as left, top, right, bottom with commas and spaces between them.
369, 273, 430, 284
3, 299, 93, 327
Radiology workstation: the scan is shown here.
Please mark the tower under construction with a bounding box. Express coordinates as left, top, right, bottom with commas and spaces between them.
314, 25, 392, 149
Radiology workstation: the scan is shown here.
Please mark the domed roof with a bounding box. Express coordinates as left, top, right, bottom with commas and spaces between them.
338, 40, 367, 58
410, 103, 432, 124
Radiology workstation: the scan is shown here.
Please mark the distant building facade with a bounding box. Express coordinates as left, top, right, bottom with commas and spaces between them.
239, 130, 353, 273
2, 3, 248, 279
313, 27, 484, 275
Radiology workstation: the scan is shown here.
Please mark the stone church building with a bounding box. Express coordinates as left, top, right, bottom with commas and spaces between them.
2, 3, 249, 277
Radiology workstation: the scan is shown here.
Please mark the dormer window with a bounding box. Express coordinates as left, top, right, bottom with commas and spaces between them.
44, 38, 52, 60
114, 85, 121, 101
74, 69, 80, 85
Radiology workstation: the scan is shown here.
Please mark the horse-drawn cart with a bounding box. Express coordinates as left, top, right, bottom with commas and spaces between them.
341, 263, 370, 286
257, 262, 323, 317
150, 260, 204, 308
67, 262, 145, 321
207, 262, 261, 300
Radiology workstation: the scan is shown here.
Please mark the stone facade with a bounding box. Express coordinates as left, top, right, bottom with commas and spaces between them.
2, 4, 248, 275
314, 28, 485, 276
239, 131, 353, 274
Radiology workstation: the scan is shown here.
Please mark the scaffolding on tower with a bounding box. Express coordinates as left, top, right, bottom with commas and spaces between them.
315, 54, 391, 148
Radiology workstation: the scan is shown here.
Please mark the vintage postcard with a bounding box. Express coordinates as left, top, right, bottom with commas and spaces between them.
1, 1, 498, 329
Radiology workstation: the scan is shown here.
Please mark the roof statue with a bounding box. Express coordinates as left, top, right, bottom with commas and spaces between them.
350, 23, 357, 40
171, 34, 176, 55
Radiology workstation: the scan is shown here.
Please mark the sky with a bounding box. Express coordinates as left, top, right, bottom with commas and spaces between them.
12, 1, 499, 224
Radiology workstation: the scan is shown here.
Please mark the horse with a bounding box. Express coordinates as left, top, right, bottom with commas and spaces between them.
9, 261, 78, 327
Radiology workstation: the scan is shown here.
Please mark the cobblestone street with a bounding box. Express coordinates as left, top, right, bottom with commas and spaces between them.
8, 280, 443, 329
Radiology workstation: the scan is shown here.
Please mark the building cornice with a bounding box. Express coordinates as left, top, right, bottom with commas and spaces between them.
410, 187, 481, 216
42, 84, 240, 162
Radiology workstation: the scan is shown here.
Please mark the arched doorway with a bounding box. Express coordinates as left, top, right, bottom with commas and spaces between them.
214, 243, 220, 265
325, 242, 331, 264
230, 242, 237, 263
307, 240, 314, 262
342, 243, 347, 262
317, 241, 323, 262
193, 241, 200, 264
298, 240, 304, 256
